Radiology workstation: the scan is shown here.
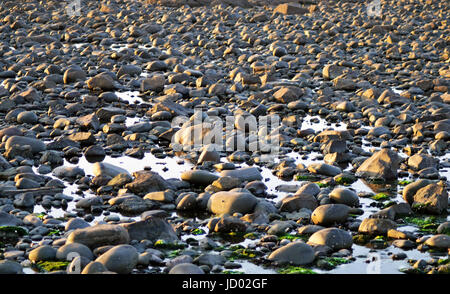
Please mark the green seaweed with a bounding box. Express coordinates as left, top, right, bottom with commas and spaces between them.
243, 232, 259, 240
168, 249, 182, 258
222, 270, 245, 274
398, 180, 412, 186
437, 258, 450, 265
315, 182, 329, 188
295, 174, 320, 181
319, 257, 352, 269
277, 266, 317, 274
229, 248, 258, 260
191, 228, 206, 235
335, 176, 356, 185
371, 193, 391, 201
353, 234, 371, 245
47, 229, 61, 236
403, 216, 441, 233
35, 261, 70, 272
277, 234, 308, 242
153, 240, 186, 250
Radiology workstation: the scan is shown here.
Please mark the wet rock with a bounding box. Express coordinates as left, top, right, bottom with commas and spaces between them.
329, 188, 359, 207
358, 218, 397, 235
67, 224, 130, 249
13, 193, 34, 207
65, 218, 90, 231
121, 216, 178, 243
408, 154, 438, 171
28, 245, 57, 262
273, 86, 304, 103
424, 235, 450, 249
308, 228, 353, 250
92, 162, 130, 178
96, 245, 138, 274
17, 111, 38, 124
181, 170, 219, 186
0, 260, 23, 274
169, 263, 204, 274
402, 179, 433, 204
356, 149, 400, 180
412, 183, 448, 214
311, 204, 350, 226
307, 163, 342, 177
268, 241, 315, 265
220, 167, 262, 182
298, 225, 325, 235
56, 243, 94, 261
194, 253, 226, 267
279, 193, 318, 212
125, 171, 171, 195
67, 132, 96, 146
141, 74, 165, 92
63, 67, 86, 84
207, 191, 257, 215
87, 73, 116, 91
0, 212, 22, 226
273, 3, 309, 15
214, 216, 247, 233
437, 222, 450, 234
52, 166, 85, 179
5, 136, 46, 154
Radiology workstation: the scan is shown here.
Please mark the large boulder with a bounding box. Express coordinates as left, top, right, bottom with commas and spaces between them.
169, 263, 204, 274
220, 167, 263, 182
412, 183, 448, 214
329, 188, 359, 207
207, 191, 257, 215
273, 3, 309, 15
121, 216, 178, 243
95, 245, 139, 274
402, 179, 433, 204
308, 228, 353, 250
87, 72, 116, 91
356, 149, 400, 180
181, 170, 219, 186
125, 171, 172, 195
268, 241, 315, 265
358, 218, 397, 235
5, 136, 46, 154
66, 224, 130, 249
407, 154, 438, 171
311, 204, 350, 226
424, 235, 450, 249
279, 193, 318, 212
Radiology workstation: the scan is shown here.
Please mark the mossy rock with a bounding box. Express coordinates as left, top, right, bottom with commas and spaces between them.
277, 234, 307, 242
352, 234, 371, 245
317, 257, 352, 270
335, 176, 357, 185
295, 174, 322, 181
398, 180, 412, 186
402, 216, 442, 233
371, 193, 391, 201
277, 266, 317, 274
153, 240, 186, 250
228, 248, 261, 261
34, 261, 70, 272
191, 228, 206, 235
222, 270, 245, 274
243, 232, 259, 240
0, 226, 28, 244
